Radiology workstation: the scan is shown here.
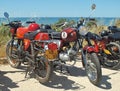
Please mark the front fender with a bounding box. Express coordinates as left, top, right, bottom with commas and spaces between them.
83, 46, 96, 53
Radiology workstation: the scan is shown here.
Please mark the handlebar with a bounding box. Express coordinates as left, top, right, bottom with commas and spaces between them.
26, 21, 36, 24
4, 21, 22, 28
85, 32, 102, 41
108, 26, 120, 33
55, 22, 68, 27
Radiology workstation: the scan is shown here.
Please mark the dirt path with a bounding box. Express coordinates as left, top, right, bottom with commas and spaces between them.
0, 61, 120, 91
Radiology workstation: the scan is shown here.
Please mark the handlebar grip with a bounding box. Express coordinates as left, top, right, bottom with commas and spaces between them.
13, 20, 21, 22
4, 24, 10, 26
55, 23, 65, 27
26, 21, 35, 24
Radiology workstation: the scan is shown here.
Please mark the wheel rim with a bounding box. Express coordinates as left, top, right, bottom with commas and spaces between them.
104, 44, 120, 67
35, 57, 49, 78
7, 44, 19, 65
86, 54, 98, 81
86, 61, 97, 81
104, 58, 119, 67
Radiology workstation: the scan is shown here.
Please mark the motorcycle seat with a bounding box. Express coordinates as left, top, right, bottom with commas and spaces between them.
40, 29, 61, 39
110, 28, 120, 33
108, 32, 120, 40
39, 29, 61, 39
24, 29, 41, 40
49, 32, 61, 39
40, 29, 55, 33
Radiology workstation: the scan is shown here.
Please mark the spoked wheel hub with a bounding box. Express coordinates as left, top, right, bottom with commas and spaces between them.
86, 62, 97, 81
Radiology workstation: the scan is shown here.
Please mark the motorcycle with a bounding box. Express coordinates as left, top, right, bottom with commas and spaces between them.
82, 30, 120, 70
80, 19, 120, 70
98, 28, 120, 69
42, 4, 102, 86
4, 12, 55, 84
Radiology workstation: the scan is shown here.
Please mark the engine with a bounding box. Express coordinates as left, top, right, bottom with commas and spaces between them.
59, 46, 77, 61
50, 39, 77, 62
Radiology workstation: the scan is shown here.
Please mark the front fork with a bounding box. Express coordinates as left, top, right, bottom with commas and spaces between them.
28, 41, 39, 67
75, 39, 87, 67
10, 38, 14, 55
25, 41, 36, 77
81, 49, 87, 67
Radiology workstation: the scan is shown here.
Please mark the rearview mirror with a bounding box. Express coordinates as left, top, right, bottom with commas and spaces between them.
4, 12, 9, 19
91, 4, 96, 10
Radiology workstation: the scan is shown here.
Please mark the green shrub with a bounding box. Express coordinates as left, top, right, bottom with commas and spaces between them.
51, 18, 75, 32
0, 24, 10, 45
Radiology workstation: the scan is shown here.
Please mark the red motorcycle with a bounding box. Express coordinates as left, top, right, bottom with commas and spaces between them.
4, 12, 56, 83
38, 4, 101, 86
94, 29, 120, 70
40, 18, 101, 85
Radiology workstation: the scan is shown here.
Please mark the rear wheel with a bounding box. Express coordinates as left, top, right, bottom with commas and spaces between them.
6, 40, 21, 68
84, 52, 102, 86
103, 42, 120, 70
34, 55, 53, 84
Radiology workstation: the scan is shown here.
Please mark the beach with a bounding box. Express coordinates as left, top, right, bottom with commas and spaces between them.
0, 61, 120, 91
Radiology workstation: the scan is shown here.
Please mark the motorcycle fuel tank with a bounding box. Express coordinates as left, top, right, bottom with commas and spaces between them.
16, 27, 29, 39
61, 28, 77, 42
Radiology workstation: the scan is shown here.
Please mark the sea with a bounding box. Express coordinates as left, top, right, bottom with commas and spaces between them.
0, 17, 120, 26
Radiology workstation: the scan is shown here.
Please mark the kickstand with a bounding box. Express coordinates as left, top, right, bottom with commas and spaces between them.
60, 63, 70, 74
25, 66, 32, 78
25, 67, 29, 78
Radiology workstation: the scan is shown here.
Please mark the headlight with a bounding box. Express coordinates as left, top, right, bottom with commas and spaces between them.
79, 26, 88, 36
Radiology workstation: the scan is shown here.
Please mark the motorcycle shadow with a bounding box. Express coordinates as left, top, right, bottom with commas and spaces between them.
42, 65, 86, 90
53, 64, 86, 77
43, 72, 86, 91
0, 71, 19, 91
98, 71, 119, 89
67, 66, 86, 77
98, 75, 112, 89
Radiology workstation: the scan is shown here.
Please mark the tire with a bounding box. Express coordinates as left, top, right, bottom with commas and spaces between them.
34, 56, 53, 84
84, 52, 102, 86
6, 40, 21, 68
103, 42, 120, 70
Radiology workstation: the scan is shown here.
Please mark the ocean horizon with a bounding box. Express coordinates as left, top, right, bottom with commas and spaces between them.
0, 17, 120, 26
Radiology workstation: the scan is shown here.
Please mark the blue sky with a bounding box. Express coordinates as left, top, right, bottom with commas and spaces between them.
0, 0, 120, 17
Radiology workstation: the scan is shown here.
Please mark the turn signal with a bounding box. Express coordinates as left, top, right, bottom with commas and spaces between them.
103, 49, 111, 55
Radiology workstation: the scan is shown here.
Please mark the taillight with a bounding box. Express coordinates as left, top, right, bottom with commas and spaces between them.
48, 43, 58, 50
45, 42, 58, 60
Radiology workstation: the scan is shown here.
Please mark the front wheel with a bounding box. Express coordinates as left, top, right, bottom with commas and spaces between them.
83, 52, 102, 86
6, 40, 21, 68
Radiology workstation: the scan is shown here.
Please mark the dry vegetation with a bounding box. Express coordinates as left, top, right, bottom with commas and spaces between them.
0, 19, 120, 64
115, 19, 120, 27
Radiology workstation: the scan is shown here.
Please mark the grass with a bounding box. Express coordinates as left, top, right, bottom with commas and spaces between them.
0, 44, 8, 64
0, 35, 10, 58
0, 45, 6, 57
115, 19, 120, 27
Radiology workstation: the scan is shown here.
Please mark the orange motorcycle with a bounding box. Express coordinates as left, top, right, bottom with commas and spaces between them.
4, 12, 56, 84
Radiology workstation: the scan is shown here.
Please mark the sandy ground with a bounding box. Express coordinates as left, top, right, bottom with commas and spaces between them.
0, 61, 120, 91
